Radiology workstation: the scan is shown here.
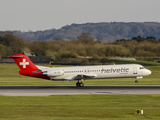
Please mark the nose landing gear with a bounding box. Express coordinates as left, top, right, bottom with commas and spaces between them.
135, 80, 138, 83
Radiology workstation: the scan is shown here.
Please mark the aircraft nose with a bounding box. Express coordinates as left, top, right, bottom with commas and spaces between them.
146, 69, 151, 75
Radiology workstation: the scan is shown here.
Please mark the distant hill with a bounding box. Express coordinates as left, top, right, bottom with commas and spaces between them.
13, 22, 160, 42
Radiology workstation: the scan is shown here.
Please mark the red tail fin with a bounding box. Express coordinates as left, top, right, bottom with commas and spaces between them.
9, 54, 39, 71
9, 54, 50, 80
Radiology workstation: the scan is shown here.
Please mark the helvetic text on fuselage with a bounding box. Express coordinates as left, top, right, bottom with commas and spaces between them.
101, 67, 129, 73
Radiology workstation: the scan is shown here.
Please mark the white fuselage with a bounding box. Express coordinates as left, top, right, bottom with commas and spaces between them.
10, 54, 152, 86
42, 64, 151, 81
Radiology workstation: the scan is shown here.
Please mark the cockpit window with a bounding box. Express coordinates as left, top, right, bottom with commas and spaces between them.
140, 67, 145, 69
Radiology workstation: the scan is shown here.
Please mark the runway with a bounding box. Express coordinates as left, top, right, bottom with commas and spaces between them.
0, 85, 160, 96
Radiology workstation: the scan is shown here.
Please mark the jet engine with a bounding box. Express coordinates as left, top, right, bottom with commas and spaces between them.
42, 70, 64, 77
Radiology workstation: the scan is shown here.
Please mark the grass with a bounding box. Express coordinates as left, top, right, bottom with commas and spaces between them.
0, 62, 160, 120
0, 64, 160, 85
0, 95, 160, 120
103, 59, 160, 66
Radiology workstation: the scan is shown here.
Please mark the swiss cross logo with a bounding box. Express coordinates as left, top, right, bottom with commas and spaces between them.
20, 59, 29, 68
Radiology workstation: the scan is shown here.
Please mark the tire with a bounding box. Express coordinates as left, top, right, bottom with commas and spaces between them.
80, 83, 84, 87
76, 82, 80, 87
135, 80, 138, 83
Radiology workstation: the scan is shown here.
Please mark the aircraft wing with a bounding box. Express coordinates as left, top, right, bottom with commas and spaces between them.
73, 74, 97, 80
63, 74, 97, 81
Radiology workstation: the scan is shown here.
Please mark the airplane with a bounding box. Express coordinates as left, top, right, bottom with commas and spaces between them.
9, 54, 151, 87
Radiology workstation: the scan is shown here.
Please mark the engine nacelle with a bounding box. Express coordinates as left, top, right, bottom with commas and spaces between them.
42, 70, 64, 77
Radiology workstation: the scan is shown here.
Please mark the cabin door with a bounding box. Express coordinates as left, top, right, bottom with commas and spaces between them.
133, 67, 137, 74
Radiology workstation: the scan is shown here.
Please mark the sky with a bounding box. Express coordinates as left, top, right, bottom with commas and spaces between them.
0, 0, 160, 31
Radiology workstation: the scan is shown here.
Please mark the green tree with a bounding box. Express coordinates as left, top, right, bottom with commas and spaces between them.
153, 44, 160, 56
136, 50, 156, 57
77, 32, 94, 44
0, 44, 5, 58
30, 40, 46, 56
131, 36, 145, 42
0, 33, 28, 56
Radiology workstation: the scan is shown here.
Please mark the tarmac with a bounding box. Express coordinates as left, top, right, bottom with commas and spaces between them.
0, 85, 160, 96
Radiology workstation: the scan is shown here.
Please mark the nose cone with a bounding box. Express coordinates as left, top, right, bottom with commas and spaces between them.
148, 70, 152, 75
146, 69, 152, 76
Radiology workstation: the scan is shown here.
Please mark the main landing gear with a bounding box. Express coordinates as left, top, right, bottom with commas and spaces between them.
76, 80, 84, 87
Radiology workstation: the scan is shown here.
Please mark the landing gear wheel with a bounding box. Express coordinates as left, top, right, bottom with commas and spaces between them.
80, 82, 84, 87
76, 82, 80, 87
76, 81, 84, 87
135, 80, 138, 83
